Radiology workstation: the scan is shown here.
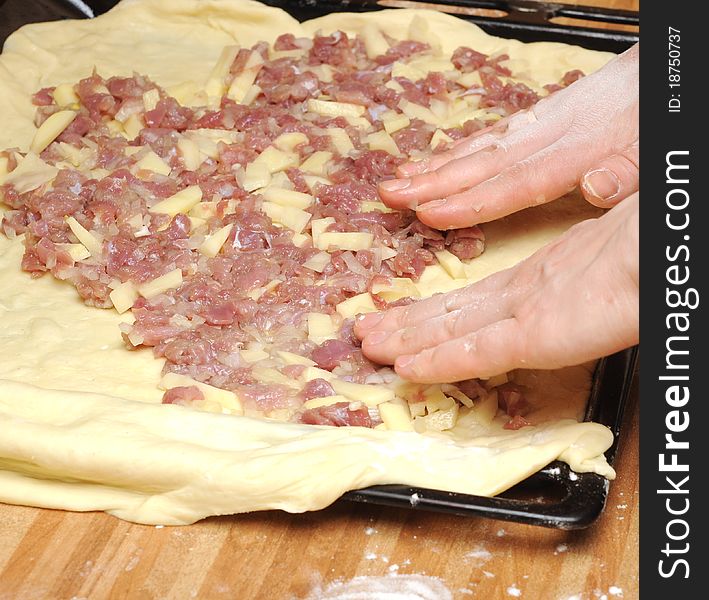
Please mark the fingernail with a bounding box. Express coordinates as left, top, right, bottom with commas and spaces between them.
379, 179, 411, 193
583, 168, 620, 201
416, 198, 447, 212
365, 330, 390, 345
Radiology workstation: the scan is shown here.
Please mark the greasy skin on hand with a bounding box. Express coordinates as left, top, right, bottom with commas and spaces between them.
378, 44, 639, 229
356, 193, 639, 383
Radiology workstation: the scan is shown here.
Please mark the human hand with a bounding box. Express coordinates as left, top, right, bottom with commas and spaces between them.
378, 44, 639, 229
355, 193, 639, 383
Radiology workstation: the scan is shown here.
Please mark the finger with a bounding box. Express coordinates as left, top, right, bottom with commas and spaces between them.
354, 267, 516, 337
379, 110, 567, 210
394, 317, 529, 383
395, 114, 524, 178
414, 139, 583, 229
581, 141, 639, 208
361, 291, 514, 365
395, 131, 501, 178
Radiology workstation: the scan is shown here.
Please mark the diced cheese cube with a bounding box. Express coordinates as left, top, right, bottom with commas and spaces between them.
274, 132, 308, 152
262, 202, 311, 234
360, 201, 394, 213
301, 365, 335, 382
55, 242, 91, 262
262, 187, 313, 209
414, 403, 459, 431
291, 232, 311, 247
378, 246, 398, 261
241, 84, 262, 106
205, 45, 240, 98
440, 384, 475, 408
189, 201, 218, 219
399, 99, 440, 126
327, 128, 355, 156
149, 185, 203, 216
90, 168, 111, 180
378, 401, 414, 431
307, 99, 366, 118
123, 114, 144, 140
336, 292, 378, 319
316, 231, 373, 252
198, 223, 234, 258
159, 372, 243, 415
303, 175, 331, 193
430, 129, 455, 150
409, 402, 427, 418
303, 251, 331, 273
385, 80, 405, 93
123, 146, 143, 157
371, 278, 420, 302
276, 351, 316, 367
241, 161, 272, 192
302, 395, 350, 410
247, 278, 281, 301
177, 137, 202, 171
142, 88, 161, 112
52, 83, 79, 107
310, 217, 335, 245
309, 64, 334, 83
268, 48, 306, 60
227, 50, 265, 103
65, 216, 102, 257
391, 62, 424, 82
30, 110, 77, 154
366, 130, 400, 156
330, 379, 394, 406
344, 116, 372, 130
3, 153, 58, 193
251, 146, 299, 174
307, 312, 337, 344
434, 249, 467, 279
251, 367, 301, 390
424, 385, 456, 413
189, 216, 207, 230
240, 347, 270, 363
473, 390, 498, 426
109, 281, 138, 314
299, 151, 333, 176
361, 24, 390, 59
381, 111, 411, 134
457, 71, 484, 89
429, 98, 450, 120
135, 150, 171, 176
138, 268, 183, 299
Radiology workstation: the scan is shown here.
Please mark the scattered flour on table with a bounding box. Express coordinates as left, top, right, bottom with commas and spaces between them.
507, 584, 522, 597
303, 574, 452, 600
364, 527, 378, 536
608, 586, 623, 597
464, 545, 492, 565
554, 544, 569, 555
496, 529, 506, 537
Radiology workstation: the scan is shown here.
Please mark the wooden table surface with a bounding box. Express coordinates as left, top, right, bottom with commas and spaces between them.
0, 1, 639, 598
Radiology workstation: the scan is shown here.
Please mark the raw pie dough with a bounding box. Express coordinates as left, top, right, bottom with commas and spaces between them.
0, 0, 616, 525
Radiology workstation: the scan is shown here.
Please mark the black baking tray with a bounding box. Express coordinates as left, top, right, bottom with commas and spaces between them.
0, 0, 639, 529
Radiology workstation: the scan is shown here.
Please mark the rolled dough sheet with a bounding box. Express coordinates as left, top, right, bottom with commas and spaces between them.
0, 0, 615, 525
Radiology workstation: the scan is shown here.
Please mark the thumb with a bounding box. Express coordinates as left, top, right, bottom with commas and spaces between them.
581, 140, 639, 208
